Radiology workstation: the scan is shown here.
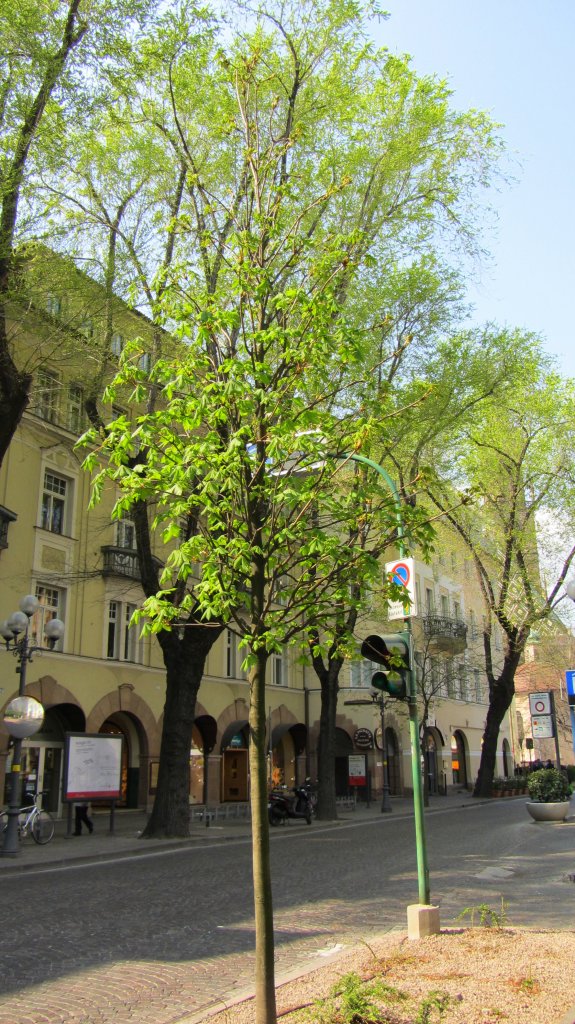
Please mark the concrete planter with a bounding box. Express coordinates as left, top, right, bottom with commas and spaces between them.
526, 800, 570, 823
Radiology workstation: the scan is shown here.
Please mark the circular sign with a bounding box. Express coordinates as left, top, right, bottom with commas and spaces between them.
532, 698, 547, 714
354, 728, 373, 749
389, 562, 410, 587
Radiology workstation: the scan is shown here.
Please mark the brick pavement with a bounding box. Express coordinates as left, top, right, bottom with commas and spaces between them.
1, 792, 572, 1024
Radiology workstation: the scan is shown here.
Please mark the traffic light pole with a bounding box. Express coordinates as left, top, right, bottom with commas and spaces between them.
341, 453, 431, 906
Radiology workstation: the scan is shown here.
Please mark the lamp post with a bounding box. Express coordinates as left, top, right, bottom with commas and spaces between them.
1, 596, 64, 857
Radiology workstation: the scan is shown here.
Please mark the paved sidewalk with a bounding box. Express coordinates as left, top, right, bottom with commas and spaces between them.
0, 788, 484, 873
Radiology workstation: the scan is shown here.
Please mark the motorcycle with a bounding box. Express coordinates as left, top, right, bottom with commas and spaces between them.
268, 782, 313, 826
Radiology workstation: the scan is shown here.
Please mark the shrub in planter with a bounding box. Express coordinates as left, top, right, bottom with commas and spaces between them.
527, 768, 571, 803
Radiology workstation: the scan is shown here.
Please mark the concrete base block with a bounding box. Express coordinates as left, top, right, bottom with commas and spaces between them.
407, 903, 440, 940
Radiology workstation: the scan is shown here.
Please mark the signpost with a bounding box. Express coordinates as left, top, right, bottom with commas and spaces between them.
528, 691, 561, 767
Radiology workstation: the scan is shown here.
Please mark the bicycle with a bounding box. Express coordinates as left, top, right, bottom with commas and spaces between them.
0, 791, 55, 845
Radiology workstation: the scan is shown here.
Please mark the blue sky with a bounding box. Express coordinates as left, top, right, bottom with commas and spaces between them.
369, 1, 575, 378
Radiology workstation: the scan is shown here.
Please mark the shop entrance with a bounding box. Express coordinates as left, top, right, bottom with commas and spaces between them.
221, 728, 249, 801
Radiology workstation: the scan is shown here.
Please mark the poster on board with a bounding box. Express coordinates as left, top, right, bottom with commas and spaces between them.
64, 732, 123, 800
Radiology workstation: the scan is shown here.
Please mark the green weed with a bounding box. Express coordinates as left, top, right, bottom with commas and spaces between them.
456, 897, 508, 929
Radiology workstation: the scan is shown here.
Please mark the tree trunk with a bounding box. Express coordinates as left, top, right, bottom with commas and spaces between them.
316, 662, 340, 820
249, 648, 277, 1024
0, 340, 30, 467
473, 653, 520, 798
142, 627, 219, 837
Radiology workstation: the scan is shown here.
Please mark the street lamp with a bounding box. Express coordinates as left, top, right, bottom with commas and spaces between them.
1, 595, 64, 857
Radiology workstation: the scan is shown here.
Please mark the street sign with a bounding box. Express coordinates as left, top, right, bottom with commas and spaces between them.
385, 558, 416, 620
529, 692, 551, 717
566, 670, 575, 706
532, 716, 554, 739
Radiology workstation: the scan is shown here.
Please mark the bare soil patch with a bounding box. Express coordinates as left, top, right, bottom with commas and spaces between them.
204, 928, 575, 1024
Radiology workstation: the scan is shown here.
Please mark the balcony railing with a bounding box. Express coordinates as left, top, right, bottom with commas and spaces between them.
0, 505, 17, 550
423, 615, 468, 653
101, 545, 141, 580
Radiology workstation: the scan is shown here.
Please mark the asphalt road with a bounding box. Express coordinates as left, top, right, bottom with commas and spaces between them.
0, 799, 574, 1024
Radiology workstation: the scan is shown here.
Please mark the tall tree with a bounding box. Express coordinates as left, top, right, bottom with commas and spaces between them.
426, 346, 575, 796
61, 0, 504, 839
0, 0, 158, 465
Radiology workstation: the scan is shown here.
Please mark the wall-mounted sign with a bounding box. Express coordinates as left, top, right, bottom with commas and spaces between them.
385, 558, 416, 620
354, 727, 373, 749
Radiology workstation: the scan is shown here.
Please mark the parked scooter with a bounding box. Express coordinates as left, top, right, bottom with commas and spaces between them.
268, 781, 313, 826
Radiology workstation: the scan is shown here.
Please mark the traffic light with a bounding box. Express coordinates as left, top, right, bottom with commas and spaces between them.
360, 633, 410, 699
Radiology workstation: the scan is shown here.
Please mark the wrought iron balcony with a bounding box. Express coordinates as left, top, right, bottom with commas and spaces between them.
422, 615, 468, 653
0, 505, 17, 550
101, 545, 141, 580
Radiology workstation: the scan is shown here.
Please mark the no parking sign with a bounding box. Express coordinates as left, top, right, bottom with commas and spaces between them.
529, 692, 551, 717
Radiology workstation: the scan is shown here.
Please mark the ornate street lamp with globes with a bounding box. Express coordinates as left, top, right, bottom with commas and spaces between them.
1, 595, 64, 857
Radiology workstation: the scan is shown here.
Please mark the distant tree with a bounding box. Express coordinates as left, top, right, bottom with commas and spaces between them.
427, 348, 575, 796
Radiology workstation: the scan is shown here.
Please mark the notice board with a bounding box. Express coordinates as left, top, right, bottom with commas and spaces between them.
64, 732, 123, 800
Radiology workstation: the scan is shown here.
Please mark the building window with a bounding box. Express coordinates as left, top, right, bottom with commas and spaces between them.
138, 352, 151, 372
107, 600, 141, 663
469, 609, 477, 640
474, 669, 482, 702
457, 665, 467, 700
272, 650, 286, 686
111, 332, 124, 357
46, 294, 62, 316
440, 593, 449, 617
40, 470, 68, 534
441, 659, 451, 698
31, 585, 65, 650
116, 518, 136, 550
34, 369, 60, 423
79, 318, 94, 339
453, 600, 461, 620
226, 629, 237, 678
67, 384, 85, 433
425, 587, 435, 615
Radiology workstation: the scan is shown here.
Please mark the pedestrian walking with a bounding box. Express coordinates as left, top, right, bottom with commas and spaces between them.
74, 802, 94, 835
